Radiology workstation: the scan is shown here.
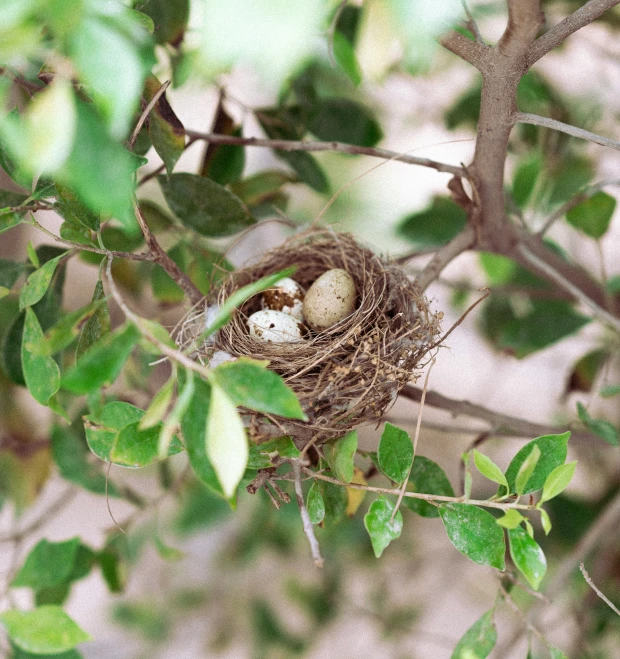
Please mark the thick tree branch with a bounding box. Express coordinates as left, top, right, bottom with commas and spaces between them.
515, 112, 620, 151
133, 201, 203, 305
183, 131, 467, 178
498, 0, 543, 58
399, 385, 593, 442
527, 0, 620, 66
415, 225, 475, 291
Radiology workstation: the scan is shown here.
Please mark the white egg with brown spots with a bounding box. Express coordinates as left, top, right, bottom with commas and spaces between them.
302, 269, 356, 331
248, 309, 305, 343
261, 277, 304, 321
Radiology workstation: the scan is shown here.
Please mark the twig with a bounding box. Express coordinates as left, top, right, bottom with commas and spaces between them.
580, 563, 620, 616
415, 225, 476, 291
461, 0, 486, 45
298, 467, 534, 511
527, 0, 620, 66
517, 244, 620, 333
515, 112, 620, 152
391, 358, 435, 522
399, 385, 593, 441
292, 459, 324, 568
105, 461, 126, 534
439, 30, 489, 69
184, 131, 466, 177
128, 79, 171, 151
133, 200, 203, 305
537, 179, 620, 236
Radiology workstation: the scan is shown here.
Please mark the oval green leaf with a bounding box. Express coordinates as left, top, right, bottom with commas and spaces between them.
364, 496, 403, 558
404, 456, 454, 518
473, 450, 508, 489
306, 482, 325, 525
19, 253, 66, 310
540, 461, 577, 503
450, 610, 497, 659
322, 430, 357, 484
508, 526, 547, 590
21, 308, 60, 405
377, 423, 413, 485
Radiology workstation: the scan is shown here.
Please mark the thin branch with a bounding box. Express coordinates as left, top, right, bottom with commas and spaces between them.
128, 79, 171, 150
415, 225, 476, 291
527, 0, 620, 66
498, 0, 543, 58
461, 0, 486, 45
439, 30, 489, 69
183, 131, 466, 178
399, 385, 593, 441
580, 563, 620, 616
292, 459, 324, 568
133, 200, 203, 305
537, 179, 620, 236
517, 245, 620, 333
298, 467, 534, 511
515, 112, 620, 152
498, 581, 548, 645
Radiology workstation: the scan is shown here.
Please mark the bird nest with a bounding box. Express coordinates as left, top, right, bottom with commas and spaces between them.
175, 229, 442, 446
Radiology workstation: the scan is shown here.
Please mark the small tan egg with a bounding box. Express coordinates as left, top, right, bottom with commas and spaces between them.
302, 269, 356, 331
248, 309, 305, 343
261, 277, 304, 321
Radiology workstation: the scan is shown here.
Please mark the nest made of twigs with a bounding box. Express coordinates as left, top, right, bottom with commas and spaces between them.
176, 229, 442, 446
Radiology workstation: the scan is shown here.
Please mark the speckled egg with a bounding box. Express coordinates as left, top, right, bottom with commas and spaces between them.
302, 269, 356, 331
261, 277, 304, 321
248, 309, 305, 343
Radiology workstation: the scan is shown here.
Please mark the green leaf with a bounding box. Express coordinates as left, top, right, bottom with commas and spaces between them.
397, 196, 467, 248
566, 191, 616, 239
206, 384, 248, 499
55, 184, 100, 232
12, 538, 81, 590
50, 425, 115, 496
512, 154, 542, 209
318, 479, 348, 526
159, 173, 253, 237
230, 171, 294, 208
322, 431, 357, 484
404, 456, 454, 518
139, 374, 175, 430
607, 275, 620, 294
84, 401, 144, 461
154, 537, 185, 562
496, 509, 525, 529
158, 368, 194, 457
19, 253, 66, 310
541, 461, 577, 502
76, 279, 111, 358
549, 646, 569, 659
565, 349, 608, 395
377, 423, 413, 484
61, 323, 140, 394
21, 308, 60, 405
332, 30, 362, 86
308, 98, 381, 147
504, 433, 570, 495
364, 496, 403, 558
139, 0, 190, 45
109, 420, 184, 468
30, 302, 100, 356
247, 436, 300, 469
508, 526, 547, 590
0, 257, 28, 289
473, 450, 508, 489
600, 383, 620, 398
576, 402, 619, 446
0, 606, 91, 654
151, 242, 189, 303
11, 644, 82, 658
515, 445, 541, 496
478, 252, 518, 286
306, 482, 325, 525
27, 242, 39, 268
205, 127, 246, 186
439, 503, 506, 569
68, 14, 149, 138
539, 508, 552, 534
209, 358, 307, 420
450, 610, 497, 659
144, 76, 185, 175
139, 200, 174, 233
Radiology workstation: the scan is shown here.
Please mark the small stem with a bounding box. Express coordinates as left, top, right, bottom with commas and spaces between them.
292, 459, 324, 568
128, 79, 171, 151
580, 562, 620, 616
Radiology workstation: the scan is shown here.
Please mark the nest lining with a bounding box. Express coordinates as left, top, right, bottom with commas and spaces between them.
176, 229, 442, 444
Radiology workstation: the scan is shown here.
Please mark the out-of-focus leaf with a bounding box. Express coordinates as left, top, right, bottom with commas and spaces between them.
138, 0, 190, 46
0, 257, 28, 289
210, 358, 307, 420
576, 402, 619, 446
306, 482, 325, 525
12, 538, 80, 589
547, 156, 594, 208
139, 374, 175, 430
565, 349, 608, 395
21, 308, 60, 405
439, 503, 505, 569
143, 76, 185, 175
55, 184, 100, 232
508, 526, 547, 590
377, 423, 413, 485
110, 421, 183, 468
62, 323, 140, 394
150, 242, 189, 303
600, 384, 620, 398
541, 461, 578, 502
332, 31, 361, 86
308, 98, 381, 147
445, 82, 480, 130
566, 191, 616, 239
404, 456, 454, 518
398, 196, 467, 248
364, 496, 403, 558
230, 171, 294, 208
478, 253, 518, 286
512, 154, 542, 209
0, 606, 91, 655
503, 433, 570, 495
549, 646, 569, 659
319, 479, 348, 526
19, 253, 66, 310
345, 466, 367, 516
139, 200, 174, 233
159, 173, 254, 237
200, 100, 244, 184
76, 279, 110, 358
323, 430, 357, 484
206, 384, 248, 499
450, 610, 497, 659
